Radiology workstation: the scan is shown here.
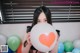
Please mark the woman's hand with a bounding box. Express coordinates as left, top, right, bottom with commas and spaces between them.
22, 32, 32, 53
26, 32, 32, 46
23, 32, 32, 47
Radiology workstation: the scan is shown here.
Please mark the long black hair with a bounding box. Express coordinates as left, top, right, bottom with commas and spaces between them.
28, 6, 52, 32
32, 6, 52, 26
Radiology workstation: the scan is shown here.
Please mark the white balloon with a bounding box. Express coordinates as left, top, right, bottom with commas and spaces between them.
0, 34, 6, 45
73, 39, 80, 48
30, 23, 58, 52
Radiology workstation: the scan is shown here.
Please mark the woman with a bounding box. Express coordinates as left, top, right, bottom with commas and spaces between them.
22, 6, 60, 53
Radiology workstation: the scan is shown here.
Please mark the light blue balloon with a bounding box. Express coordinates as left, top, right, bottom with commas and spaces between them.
72, 48, 80, 53
58, 42, 64, 53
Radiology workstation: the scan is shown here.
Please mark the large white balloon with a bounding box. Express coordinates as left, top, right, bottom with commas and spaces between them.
73, 39, 80, 48
30, 23, 58, 52
0, 34, 6, 45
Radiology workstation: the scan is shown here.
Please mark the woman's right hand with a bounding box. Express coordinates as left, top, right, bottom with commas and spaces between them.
26, 32, 32, 46
24, 32, 32, 47
22, 32, 32, 53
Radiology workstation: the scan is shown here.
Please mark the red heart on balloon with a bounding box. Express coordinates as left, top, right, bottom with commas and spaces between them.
39, 32, 56, 48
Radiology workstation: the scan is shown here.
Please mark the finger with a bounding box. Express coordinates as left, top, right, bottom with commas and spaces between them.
26, 37, 29, 42
27, 34, 30, 38
28, 34, 30, 37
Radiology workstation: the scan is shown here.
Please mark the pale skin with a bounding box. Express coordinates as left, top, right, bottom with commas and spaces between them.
22, 12, 59, 53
